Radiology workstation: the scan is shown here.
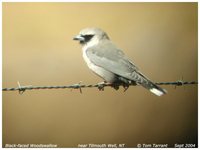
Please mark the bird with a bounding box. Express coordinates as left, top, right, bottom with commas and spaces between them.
73, 27, 167, 96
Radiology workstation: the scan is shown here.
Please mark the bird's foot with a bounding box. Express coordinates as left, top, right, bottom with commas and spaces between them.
110, 83, 120, 90
97, 81, 120, 91
97, 81, 134, 91
97, 81, 108, 91
122, 83, 129, 92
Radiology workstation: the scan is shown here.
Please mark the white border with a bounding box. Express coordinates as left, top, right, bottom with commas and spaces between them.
1, 0, 199, 2
0, 1, 2, 149
1, 1, 198, 149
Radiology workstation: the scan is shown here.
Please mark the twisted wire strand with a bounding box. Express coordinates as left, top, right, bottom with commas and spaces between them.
2, 80, 198, 94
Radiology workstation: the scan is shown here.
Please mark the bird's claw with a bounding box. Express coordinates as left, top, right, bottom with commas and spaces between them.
123, 84, 129, 92
110, 83, 120, 90
97, 81, 131, 91
97, 81, 120, 91
97, 81, 107, 91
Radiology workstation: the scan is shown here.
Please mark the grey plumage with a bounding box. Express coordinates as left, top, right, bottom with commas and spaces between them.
73, 27, 167, 96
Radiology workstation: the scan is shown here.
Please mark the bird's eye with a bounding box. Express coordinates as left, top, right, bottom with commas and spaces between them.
82, 34, 94, 42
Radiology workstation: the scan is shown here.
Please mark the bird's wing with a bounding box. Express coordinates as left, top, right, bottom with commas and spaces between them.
86, 40, 167, 96
86, 41, 147, 84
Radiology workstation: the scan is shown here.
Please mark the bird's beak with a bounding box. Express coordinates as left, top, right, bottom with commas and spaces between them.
73, 35, 85, 41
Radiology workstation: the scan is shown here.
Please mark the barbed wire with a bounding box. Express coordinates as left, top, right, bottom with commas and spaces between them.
2, 80, 198, 94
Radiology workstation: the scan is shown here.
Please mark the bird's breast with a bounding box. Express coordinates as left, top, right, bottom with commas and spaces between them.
82, 47, 117, 83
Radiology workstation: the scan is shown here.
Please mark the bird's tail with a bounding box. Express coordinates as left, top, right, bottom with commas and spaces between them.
130, 71, 167, 96
140, 80, 167, 96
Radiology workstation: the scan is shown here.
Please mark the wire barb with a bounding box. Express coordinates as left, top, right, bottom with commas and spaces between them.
71, 81, 83, 93
2, 80, 198, 94
17, 81, 32, 94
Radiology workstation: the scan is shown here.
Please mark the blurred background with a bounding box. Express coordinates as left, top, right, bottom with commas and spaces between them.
2, 2, 197, 148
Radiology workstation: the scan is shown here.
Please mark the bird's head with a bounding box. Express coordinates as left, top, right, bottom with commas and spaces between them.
73, 27, 110, 46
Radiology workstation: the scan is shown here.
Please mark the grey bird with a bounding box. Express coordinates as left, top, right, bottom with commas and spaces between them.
73, 27, 167, 96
